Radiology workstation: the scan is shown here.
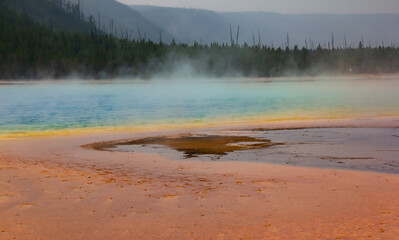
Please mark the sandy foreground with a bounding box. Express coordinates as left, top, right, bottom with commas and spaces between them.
1, 124, 399, 239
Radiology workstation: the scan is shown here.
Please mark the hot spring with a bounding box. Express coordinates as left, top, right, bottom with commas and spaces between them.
1, 75, 399, 137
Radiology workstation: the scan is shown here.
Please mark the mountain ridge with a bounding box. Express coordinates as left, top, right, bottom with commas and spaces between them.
70, 0, 173, 42
131, 5, 399, 47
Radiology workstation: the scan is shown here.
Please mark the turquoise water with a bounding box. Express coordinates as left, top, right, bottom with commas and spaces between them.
1, 76, 399, 136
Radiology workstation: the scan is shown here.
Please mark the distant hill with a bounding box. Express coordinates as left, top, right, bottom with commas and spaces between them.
131, 5, 229, 44
222, 12, 399, 48
69, 0, 173, 42
131, 5, 399, 47
1, 0, 96, 33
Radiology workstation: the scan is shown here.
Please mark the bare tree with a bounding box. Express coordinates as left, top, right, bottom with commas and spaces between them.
236, 25, 240, 46
229, 23, 234, 46
137, 25, 142, 41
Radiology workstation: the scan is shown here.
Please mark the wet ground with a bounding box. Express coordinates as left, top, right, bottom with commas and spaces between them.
92, 128, 399, 174
89, 135, 281, 157
2, 126, 399, 239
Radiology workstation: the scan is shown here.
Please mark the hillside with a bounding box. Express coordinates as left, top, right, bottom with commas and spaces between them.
131, 6, 228, 44
69, 0, 173, 42
131, 5, 399, 47
222, 12, 399, 48
1, 0, 96, 33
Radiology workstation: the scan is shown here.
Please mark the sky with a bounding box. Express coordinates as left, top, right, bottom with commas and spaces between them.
117, 0, 399, 14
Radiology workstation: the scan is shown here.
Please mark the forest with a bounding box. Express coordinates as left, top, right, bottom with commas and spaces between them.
1, 0, 399, 79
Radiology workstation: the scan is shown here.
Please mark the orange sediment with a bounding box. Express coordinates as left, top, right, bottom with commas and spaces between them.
2, 115, 399, 140
1, 125, 399, 239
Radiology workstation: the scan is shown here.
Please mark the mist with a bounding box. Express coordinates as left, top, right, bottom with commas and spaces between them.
120, 0, 399, 14
131, 5, 399, 47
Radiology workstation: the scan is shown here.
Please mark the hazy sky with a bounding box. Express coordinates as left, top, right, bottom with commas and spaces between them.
117, 0, 399, 14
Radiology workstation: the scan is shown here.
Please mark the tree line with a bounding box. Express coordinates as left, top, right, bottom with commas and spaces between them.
0, 3, 398, 79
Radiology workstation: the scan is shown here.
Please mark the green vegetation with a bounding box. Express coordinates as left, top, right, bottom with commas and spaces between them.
1, 1, 399, 79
